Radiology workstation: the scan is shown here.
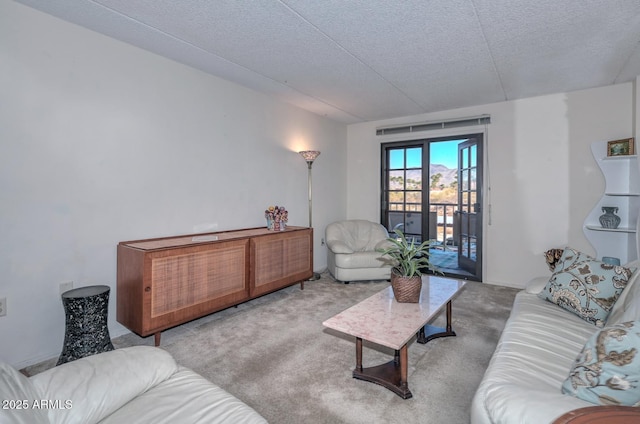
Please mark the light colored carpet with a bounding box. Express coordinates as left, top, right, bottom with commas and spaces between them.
26, 274, 518, 424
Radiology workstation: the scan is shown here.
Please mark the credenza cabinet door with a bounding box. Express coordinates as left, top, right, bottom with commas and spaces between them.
251, 229, 313, 297
145, 239, 250, 333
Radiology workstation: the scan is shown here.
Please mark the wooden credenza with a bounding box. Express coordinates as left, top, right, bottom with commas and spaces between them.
117, 226, 313, 345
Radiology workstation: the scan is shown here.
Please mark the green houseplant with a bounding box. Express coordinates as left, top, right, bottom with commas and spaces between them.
378, 229, 441, 303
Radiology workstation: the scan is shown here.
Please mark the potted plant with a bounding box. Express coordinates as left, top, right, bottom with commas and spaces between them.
378, 229, 441, 303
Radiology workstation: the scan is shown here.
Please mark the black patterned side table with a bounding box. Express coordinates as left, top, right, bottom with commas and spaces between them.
57, 285, 114, 365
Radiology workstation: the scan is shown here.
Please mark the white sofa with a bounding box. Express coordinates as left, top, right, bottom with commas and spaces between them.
325, 219, 392, 283
1, 346, 267, 424
471, 264, 640, 424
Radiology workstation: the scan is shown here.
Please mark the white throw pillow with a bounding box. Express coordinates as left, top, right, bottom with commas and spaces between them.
30, 346, 178, 424
0, 361, 49, 424
607, 263, 640, 326
525, 276, 550, 294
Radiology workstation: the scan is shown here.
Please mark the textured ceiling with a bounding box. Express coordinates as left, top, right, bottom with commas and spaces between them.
15, 0, 640, 124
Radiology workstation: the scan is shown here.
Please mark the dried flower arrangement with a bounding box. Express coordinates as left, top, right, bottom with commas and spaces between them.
265, 205, 288, 230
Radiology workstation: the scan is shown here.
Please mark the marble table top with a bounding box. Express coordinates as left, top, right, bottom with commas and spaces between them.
323, 276, 466, 350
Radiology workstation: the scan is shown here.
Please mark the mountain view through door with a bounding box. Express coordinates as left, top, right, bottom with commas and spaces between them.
381, 134, 483, 281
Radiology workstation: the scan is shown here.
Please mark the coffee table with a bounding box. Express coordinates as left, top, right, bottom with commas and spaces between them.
322, 275, 466, 399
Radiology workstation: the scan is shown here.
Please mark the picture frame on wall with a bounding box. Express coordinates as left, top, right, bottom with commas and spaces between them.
607, 138, 635, 157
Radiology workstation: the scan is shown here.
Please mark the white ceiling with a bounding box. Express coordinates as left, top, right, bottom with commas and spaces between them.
15, 0, 640, 124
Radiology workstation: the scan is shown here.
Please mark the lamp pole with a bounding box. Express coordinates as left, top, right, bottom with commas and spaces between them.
299, 150, 321, 280
307, 160, 315, 228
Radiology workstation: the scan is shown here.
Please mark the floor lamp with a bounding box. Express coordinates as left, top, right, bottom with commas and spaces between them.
299, 150, 321, 281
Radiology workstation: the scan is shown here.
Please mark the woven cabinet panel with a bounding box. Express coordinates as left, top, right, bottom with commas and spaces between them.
254, 233, 311, 288
150, 246, 246, 317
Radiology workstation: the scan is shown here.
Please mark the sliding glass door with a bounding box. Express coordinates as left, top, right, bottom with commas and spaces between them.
381, 134, 483, 281
384, 144, 424, 242
457, 138, 482, 277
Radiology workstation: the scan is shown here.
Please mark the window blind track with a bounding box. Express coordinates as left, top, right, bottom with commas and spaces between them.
376, 115, 490, 136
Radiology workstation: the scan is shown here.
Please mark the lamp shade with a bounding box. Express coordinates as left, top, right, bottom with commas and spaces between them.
299, 150, 321, 163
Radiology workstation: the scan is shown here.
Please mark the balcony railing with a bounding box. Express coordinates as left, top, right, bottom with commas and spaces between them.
388, 202, 458, 246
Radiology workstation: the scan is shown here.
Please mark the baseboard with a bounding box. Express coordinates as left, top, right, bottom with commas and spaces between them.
481, 279, 524, 290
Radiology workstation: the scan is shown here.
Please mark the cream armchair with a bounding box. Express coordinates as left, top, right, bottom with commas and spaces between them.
325, 220, 392, 283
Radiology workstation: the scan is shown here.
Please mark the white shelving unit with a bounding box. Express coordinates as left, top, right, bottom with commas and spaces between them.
583, 140, 640, 264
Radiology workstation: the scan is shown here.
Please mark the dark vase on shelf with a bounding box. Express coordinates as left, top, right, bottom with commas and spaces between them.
599, 206, 621, 229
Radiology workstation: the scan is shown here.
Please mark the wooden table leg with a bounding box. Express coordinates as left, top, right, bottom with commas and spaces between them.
154, 332, 161, 347
352, 340, 412, 399
445, 299, 453, 333
356, 337, 363, 372
417, 300, 457, 344
399, 345, 409, 393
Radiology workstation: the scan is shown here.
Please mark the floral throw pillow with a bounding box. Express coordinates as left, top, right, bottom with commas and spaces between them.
562, 321, 640, 406
538, 247, 634, 327
544, 248, 564, 272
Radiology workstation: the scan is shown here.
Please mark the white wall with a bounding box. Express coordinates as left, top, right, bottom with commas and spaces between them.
347, 83, 635, 288
0, 2, 347, 368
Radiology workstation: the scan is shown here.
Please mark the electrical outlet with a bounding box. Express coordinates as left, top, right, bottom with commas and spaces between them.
60, 281, 73, 294
0, 298, 6, 317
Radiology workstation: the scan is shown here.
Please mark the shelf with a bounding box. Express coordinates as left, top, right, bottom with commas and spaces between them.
585, 140, 639, 264
585, 225, 636, 233
602, 155, 637, 161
